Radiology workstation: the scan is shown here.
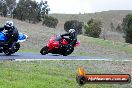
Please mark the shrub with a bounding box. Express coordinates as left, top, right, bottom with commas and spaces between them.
42, 15, 58, 28
64, 20, 83, 34
116, 24, 123, 33
84, 19, 102, 38
122, 14, 132, 43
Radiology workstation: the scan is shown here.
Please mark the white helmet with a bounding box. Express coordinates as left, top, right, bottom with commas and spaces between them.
4, 20, 14, 28
69, 29, 75, 33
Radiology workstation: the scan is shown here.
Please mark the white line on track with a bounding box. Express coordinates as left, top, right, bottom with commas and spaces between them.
15, 59, 132, 61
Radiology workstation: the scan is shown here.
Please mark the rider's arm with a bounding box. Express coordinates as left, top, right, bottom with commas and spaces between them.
61, 33, 70, 37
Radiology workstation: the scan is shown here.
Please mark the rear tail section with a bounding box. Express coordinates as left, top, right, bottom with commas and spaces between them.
17, 33, 28, 43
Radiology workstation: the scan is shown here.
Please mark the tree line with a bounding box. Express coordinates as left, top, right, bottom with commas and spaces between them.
0, 0, 50, 23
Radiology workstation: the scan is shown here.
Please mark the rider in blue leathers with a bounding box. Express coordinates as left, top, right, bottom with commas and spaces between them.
0, 21, 19, 51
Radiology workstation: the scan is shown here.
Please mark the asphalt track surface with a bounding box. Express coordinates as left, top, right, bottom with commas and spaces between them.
0, 52, 113, 61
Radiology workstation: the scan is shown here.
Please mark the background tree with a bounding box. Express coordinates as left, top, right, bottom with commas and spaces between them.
84, 19, 102, 38
42, 15, 58, 28
27, 0, 39, 23
0, 0, 58, 27
64, 20, 83, 34
5, 0, 16, 17
14, 0, 26, 20
110, 22, 115, 31
0, 0, 7, 17
39, 1, 49, 17
13, 0, 50, 24
39, 1, 50, 24
122, 14, 132, 43
116, 24, 123, 33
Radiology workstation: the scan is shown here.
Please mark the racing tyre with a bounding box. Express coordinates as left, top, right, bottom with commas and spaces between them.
14, 43, 20, 52
62, 47, 74, 56
9, 43, 20, 54
40, 46, 48, 55
3, 49, 11, 55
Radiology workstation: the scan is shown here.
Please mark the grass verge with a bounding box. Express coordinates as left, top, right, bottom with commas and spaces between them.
72, 35, 132, 60
0, 60, 131, 88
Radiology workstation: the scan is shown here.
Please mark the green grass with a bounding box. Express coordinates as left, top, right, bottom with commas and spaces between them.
71, 35, 132, 60
0, 61, 131, 88
18, 49, 39, 53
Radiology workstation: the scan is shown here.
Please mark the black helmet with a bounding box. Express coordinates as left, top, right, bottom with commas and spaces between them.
4, 21, 13, 30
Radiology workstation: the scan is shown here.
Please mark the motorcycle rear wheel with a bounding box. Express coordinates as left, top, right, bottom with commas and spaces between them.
62, 47, 74, 56
40, 46, 48, 55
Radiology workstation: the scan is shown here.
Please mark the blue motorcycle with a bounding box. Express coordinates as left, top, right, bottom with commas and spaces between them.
0, 32, 27, 55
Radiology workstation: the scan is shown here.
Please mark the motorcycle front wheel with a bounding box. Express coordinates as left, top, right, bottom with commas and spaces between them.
3, 43, 20, 55
3, 49, 12, 55
13, 43, 20, 52
40, 46, 48, 55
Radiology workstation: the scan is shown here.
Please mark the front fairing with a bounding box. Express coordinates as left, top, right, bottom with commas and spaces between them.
61, 39, 68, 45
48, 35, 60, 49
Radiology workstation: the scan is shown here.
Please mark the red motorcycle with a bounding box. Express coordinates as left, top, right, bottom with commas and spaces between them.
40, 35, 80, 56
